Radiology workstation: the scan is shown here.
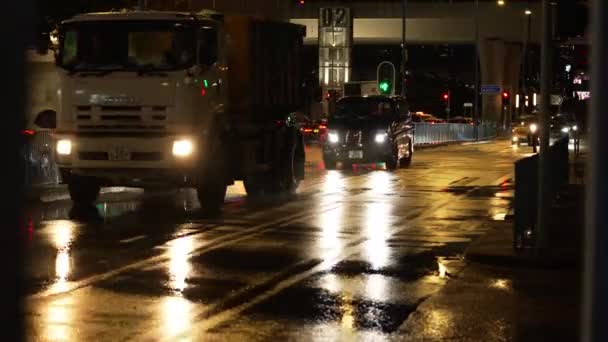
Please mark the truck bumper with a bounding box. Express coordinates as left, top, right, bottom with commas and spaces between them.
54, 134, 203, 187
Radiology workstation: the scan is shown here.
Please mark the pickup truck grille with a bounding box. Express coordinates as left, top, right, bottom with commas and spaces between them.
344, 130, 363, 146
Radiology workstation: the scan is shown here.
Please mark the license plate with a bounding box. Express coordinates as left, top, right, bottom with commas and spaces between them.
314, 129, 319, 133
109, 147, 130, 161
348, 150, 363, 159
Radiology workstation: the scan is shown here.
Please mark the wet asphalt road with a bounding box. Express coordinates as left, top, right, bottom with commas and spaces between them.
23, 140, 532, 341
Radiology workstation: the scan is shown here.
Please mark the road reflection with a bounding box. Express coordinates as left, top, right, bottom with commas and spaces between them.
44, 297, 74, 341
167, 235, 195, 293
363, 172, 394, 270
317, 171, 346, 269
49, 220, 76, 293
161, 296, 193, 341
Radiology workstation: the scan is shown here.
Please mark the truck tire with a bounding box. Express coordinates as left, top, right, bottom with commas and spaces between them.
197, 181, 227, 214
268, 139, 300, 195
243, 176, 265, 197
68, 175, 100, 204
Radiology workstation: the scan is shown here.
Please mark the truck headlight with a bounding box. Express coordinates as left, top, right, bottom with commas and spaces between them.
328, 131, 339, 144
172, 139, 193, 157
529, 123, 538, 134
375, 133, 388, 144
56, 139, 72, 155
561, 126, 570, 133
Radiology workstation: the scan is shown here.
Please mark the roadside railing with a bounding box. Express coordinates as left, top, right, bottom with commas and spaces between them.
513, 136, 569, 249
413, 122, 497, 146
23, 130, 60, 189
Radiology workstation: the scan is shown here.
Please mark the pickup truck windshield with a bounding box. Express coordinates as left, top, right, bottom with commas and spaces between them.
59, 21, 197, 72
332, 98, 396, 121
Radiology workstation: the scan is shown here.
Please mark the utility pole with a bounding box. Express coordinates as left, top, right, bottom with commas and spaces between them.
138, 0, 147, 10
536, 0, 552, 251
583, 0, 608, 340
401, 0, 407, 96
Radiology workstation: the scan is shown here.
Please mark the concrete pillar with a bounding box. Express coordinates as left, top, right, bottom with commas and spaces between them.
503, 43, 522, 124
479, 38, 506, 123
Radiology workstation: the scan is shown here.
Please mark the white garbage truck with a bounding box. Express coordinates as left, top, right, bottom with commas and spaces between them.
36, 10, 306, 212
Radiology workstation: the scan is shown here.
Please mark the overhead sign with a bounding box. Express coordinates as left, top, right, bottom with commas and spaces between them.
480, 85, 501, 94
463, 103, 473, 108
320, 7, 351, 28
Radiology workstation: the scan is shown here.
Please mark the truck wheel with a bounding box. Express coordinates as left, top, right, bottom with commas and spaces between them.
244, 176, 265, 197
197, 181, 227, 214
269, 142, 300, 195
68, 175, 100, 204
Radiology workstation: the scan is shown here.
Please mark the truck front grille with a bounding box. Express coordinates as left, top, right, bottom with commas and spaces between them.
79, 151, 109, 160
73, 105, 168, 132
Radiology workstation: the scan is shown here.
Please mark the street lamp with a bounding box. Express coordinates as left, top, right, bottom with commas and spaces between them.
525, 9, 532, 15
497, 0, 505, 6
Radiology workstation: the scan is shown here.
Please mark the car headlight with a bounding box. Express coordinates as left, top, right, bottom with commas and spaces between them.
572, 125, 578, 131
328, 131, 339, 144
172, 139, 194, 157
529, 123, 538, 134
512, 136, 519, 142
561, 126, 570, 133
375, 133, 388, 144
56, 139, 72, 155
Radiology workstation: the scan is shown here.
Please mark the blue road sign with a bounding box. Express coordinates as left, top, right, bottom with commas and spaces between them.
480, 85, 501, 94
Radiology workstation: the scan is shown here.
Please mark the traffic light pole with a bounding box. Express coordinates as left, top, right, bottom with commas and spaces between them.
473, 0, 480, 139
536, 0, 552, 251
401, 0, 407, 96
583, 0, 608, 340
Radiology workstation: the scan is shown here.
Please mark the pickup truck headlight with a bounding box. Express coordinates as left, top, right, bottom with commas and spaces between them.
529, 123, 538, 134
328, 131, 339, 144
172, 139, 194, 157
56, 139, 72, 155
375, 133, 388, 144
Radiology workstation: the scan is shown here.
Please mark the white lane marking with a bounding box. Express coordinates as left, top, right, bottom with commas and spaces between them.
28, 205, 338, 299
119, 235, 147, 244
169, 173, 513, 336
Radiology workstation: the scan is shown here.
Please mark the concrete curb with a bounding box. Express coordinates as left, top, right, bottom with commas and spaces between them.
465, 222, 580, 269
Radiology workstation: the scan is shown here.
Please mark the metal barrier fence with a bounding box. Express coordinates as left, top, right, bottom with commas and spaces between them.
513, 136, 569, 249
23, 130, 60, 189
413, 122, 497, 146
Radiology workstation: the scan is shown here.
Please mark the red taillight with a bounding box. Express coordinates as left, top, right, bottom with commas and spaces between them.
21, 129, 35, 136
319, 125, 327, 129
303, 128, 313, 133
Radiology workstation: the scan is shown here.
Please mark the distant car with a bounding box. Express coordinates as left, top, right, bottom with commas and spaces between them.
550, 113, 579, 140
511, 115, 539, 145
323, 95, 414, 170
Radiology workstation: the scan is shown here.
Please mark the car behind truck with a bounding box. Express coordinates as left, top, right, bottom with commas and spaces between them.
38, 10, 306, 212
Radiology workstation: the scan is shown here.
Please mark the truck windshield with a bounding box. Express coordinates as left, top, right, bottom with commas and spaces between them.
59, 20, 197, 72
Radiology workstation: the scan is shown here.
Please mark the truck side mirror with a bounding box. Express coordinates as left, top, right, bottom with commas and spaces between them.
34, 110, 56, 129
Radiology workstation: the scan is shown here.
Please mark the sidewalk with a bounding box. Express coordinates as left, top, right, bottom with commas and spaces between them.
399, 157, 585, 340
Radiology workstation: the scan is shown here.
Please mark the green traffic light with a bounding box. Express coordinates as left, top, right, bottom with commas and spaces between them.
379, 81, 390, 93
